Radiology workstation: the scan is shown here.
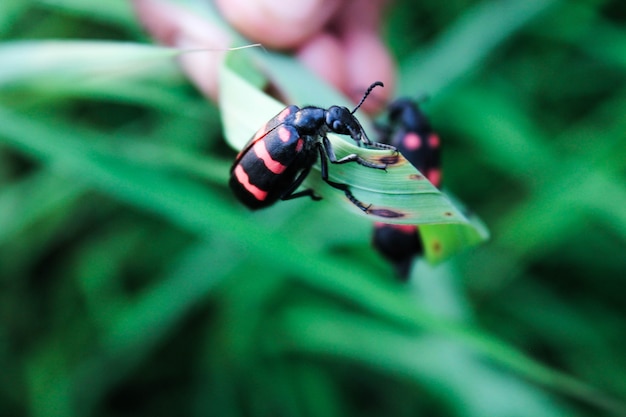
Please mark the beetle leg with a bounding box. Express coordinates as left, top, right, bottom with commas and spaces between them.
354, 122, 397, 153
317, 143, 371, 212
280, 165, 321, 202
367, 141, 398, 152
322, 136, 387, 170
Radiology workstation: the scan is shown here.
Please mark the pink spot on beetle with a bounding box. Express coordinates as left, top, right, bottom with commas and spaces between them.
427, 168, 441, 188
277, 107, 291, 121
403, 132, 422, 150
295, 138, 304, 152
428, 133, 440, 148
278, 126, 291, 142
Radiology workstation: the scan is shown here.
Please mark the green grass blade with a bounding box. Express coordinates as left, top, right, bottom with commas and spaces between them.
275, 305, 626, 417
0, 40, 179, 86
398, 0, 558, 94
0, 40, 202, 112
0, 171, 86, 244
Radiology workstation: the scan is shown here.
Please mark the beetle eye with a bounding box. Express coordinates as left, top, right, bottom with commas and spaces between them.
333, 120, 343, 131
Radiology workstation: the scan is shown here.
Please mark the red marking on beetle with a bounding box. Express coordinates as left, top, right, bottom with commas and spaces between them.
234, 165, 267, 201
428, 133, 440, 148
369, 208, 406, 218
403, 132, 422, 150
295, 138, 304, 152
388, 224, 417, 234
373, 221, 414, 232
427, 168, 441, 187
277, 107, 291, 121
278, 126, 291, 142
253, 140, 287, 174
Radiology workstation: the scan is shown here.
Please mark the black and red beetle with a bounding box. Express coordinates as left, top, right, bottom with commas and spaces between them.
229, 81, 396, 212
372, 97, 442, 279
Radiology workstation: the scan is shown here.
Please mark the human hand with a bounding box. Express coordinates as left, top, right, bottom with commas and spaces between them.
132, 0, 395, 113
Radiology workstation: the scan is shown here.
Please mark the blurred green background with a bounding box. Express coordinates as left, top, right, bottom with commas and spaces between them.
1, 0, 625, 416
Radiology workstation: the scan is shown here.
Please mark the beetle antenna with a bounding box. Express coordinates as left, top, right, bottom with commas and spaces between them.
351, 81, 384, 114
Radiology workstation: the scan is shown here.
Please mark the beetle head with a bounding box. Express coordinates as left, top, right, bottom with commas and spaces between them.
325, 106, 361, 139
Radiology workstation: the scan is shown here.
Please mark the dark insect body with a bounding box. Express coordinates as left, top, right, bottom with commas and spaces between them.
372, 98, 442, 279
229, 81, 396, 212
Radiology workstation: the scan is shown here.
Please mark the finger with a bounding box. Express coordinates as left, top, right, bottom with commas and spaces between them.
342, 31, 395, 114
216, 0, 341, 49
296, 32, 347, 92
335, 0, 396, 113
335, 0, 388, 32
132, 0, 231, 100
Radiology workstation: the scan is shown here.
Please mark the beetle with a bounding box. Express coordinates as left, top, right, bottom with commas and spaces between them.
372, 97, 442, 279
229, 81, 396, 212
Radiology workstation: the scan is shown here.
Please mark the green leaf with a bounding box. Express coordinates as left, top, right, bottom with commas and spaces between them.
219, 48, 489, 262
0, 40, 180, 86
0, 40, 201, 114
